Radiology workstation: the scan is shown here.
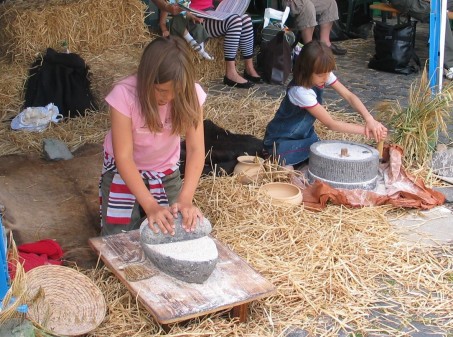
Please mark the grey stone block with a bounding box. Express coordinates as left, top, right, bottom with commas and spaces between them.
43, 138, 73, 161
433, 186, 453, 203
0, 318, 35, 337
283, 327, 309, 337
431, 148, 453, 177
141, 236, 218, 284
140, 213, 212, 244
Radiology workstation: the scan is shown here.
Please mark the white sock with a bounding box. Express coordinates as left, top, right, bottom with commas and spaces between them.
199, 49, 213, 61
195, 41, 213, 60
184, 32, 201, 52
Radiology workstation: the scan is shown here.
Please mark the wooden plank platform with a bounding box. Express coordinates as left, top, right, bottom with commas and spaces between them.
89, 230, 276, 326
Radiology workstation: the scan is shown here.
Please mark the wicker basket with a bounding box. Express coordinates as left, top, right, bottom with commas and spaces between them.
25, 265, 106, 336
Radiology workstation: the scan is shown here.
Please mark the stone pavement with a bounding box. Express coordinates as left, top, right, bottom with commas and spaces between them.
206, 20, 453, 337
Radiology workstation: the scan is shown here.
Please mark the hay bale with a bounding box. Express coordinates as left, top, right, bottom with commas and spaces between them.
0, 0, 150, 63
194, 37, 225, 82
0, 58, 27, 120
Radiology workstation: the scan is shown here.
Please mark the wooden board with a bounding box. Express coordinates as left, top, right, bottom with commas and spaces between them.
89, 231, 276, 324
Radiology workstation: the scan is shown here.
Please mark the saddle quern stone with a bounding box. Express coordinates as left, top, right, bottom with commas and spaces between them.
140, 213, 212, 244
140, 214, 218, 284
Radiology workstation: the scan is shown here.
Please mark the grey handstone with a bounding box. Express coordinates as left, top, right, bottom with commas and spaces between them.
141, 236, 218, 284
433, 186, 453, 203
431, 148, 453, 177
140, 213, 212, 245
43, 138, 73, 161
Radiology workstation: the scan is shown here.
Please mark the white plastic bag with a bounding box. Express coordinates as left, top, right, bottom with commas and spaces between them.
263, 6, 290, 29
11, 103, 63, 132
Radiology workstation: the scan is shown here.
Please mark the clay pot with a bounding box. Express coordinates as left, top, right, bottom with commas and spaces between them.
259, 182, 303, 206
233, 156, 264, 184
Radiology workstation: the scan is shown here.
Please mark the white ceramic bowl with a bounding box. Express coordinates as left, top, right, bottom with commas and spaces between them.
259, 182, 303, 206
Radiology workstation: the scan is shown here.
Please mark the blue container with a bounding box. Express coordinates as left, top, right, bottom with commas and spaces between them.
0, 213, 10, 300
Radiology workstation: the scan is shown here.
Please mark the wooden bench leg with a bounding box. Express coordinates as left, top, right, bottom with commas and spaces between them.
230, 303, 248, 323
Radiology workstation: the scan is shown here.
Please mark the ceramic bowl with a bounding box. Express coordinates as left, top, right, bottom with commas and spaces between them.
259, 182, 303, 206
233, 156, 264, 184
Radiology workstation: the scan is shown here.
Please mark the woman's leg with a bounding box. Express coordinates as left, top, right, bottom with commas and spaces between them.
239, 14, 260, 78
203, 15, 248, 83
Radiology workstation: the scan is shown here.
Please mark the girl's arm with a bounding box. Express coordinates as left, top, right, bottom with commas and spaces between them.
330, 81, 387, 141
307, 103, 367, 136
159, 11, 170, 37
172, 116, 205, 231
110, 107, 175, 235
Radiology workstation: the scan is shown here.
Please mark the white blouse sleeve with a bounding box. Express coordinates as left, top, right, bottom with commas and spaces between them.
287, 86, 319, 108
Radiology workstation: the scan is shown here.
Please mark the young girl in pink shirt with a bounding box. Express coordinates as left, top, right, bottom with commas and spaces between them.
100, 36, 206, 236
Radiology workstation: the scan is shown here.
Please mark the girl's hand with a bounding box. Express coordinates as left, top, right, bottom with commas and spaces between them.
146, 203, 176, 235
365, 119, 388, 142
161, 29, 170, 37
187, 12, 203, 23
170, 202, 203, 232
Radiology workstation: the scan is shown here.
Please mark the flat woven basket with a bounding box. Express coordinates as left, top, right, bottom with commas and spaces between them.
25, 265, 106, 336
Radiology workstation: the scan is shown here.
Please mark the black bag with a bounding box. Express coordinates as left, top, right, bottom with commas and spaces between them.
257, 31, 292, 85
261, 22, 296, 46
368, 20, 420, 75
23, 48, 98, 118
337, 0, 373, 39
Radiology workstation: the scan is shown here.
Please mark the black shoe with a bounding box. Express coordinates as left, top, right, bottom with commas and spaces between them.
329, 43, 347, 55
243, 71, 262, 83
223, 76, 255, 89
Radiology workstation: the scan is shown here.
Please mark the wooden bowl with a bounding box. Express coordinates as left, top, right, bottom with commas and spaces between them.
259, 182, 303, 206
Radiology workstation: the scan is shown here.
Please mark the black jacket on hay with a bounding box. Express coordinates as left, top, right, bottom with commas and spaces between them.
180, 119, 265, 177
23, 48, 97, 118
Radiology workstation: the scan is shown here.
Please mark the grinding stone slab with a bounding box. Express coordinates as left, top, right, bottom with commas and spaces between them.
140, 213, 212, 245
141, 236, 219, 284
308, 140, 379, 190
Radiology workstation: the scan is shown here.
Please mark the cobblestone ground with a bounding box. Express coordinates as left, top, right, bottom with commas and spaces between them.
207, 20, 452, 337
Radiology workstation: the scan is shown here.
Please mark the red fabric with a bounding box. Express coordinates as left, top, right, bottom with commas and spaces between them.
8, 239, 63, 279
190, 0, 215, 11
300, 144, 445, 211
17, 239, 63, 260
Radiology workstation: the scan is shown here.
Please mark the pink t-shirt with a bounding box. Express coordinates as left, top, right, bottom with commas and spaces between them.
190, 0, 215, 10
103, 75, 206, 172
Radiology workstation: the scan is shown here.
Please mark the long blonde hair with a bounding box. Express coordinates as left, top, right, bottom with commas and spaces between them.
136, 36, 201, 135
